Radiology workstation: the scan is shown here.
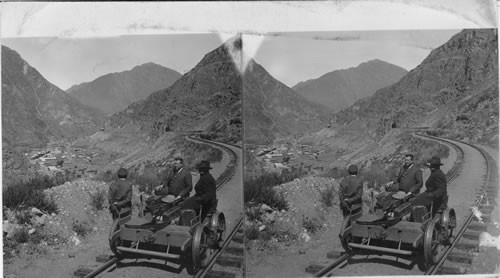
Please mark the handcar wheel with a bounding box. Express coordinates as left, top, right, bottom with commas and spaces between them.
210, 213, 226, 248
423, 218, 444, 268
109, 219, 124, 259
192, 225, 214, 272
339, 215, 352, 252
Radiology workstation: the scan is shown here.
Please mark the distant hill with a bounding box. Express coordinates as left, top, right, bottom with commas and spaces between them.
293, 59, 407, 112
332, 29, 498, 147
244, 59, 330, 145
67, 63, 181, 115
109, 37, 242, 144
1, 45, 101, 148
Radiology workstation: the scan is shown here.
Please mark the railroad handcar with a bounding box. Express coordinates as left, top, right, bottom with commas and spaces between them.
339, 192, 456, 269
108, 194, 226, 273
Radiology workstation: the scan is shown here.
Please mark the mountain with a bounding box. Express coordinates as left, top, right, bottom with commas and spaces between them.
243, 59, 330, 145
332, 29, 498, 146
293, 59, 407, 112
109, 37, 242, 144
67, 63, 181, 115
1, 45, 102, 148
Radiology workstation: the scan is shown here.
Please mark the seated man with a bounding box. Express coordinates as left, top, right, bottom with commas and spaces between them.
412, 156, 448, 216
154, 157, 193, 200
181, 161, 217, 220
339, 164, 363, 217
108, 168, 132, 220
385, 154, 423, 197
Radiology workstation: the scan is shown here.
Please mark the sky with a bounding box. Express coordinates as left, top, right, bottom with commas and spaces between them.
2, 34, 223, 90
249, 29, 462, 87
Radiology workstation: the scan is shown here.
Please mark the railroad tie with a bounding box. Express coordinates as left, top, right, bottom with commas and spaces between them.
216, 255, 244, 268
467, 222, 488, 232
205, 270, 237, 278
326, 250, 343, 259
232, 234, 244, 244
74, 268, 93, 277
437, 264, 467, 275
462, 230, 482, 241
225, 246, 244, 256
305, 264, 326, 274
447, 250, 473, 265
96, 254, 113, 263
455, 238, 479, 251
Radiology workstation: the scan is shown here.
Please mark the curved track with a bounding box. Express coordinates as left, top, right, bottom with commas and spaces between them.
312, 134, 497, 277
81, 137, 243, 278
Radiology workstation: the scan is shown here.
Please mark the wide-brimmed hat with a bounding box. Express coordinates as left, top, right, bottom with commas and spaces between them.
426, 156, 443, 167
197, 160, 212, 170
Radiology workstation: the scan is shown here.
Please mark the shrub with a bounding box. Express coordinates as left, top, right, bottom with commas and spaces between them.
72, 220, 92, 237
245, 224, 260, 241
320, 166, 348, 179
302, 216, 322, 234
244, 181, 288, 211
130, 169, 161, 194
320, 184, 337, 207
3, 183, 58, 214
359, 164, 390, 190
244, 167, 308, 211
12, 227, 29, 244
89, 188, 107, 211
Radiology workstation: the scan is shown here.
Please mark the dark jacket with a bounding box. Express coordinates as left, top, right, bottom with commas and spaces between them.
108, 179, 132, 209
194, 172, 217, 205
412, 168, 447, 210
339, 175, 363, 205
396, 164, 423, 194
424, 168, 447, 201
156, 167, 192, 198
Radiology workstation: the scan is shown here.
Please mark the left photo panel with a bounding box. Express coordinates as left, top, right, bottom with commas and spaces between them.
2, 34, 244, 277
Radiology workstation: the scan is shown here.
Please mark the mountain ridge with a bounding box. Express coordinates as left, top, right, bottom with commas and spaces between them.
67, 62, 182, 115
293, 59, 408, 112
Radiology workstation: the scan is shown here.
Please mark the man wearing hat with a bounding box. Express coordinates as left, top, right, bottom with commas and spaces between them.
155, 157, 192, 200
412, 156, 448, 215
339, 164, 363, 217
108, 167, 132, 220
180, 160, 217, 218
385, 154, 423, 196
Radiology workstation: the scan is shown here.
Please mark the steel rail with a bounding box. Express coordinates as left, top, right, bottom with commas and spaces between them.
313, 253, 350, 277
194, 217, 244, 278
424, 140, 493, 275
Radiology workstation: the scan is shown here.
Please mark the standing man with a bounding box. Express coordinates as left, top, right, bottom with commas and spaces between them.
108, 167, 132, 220
412, 156, 448, 215
339, 164, 363, 217
155, 157, 193, 199
385, 154, 423, 196
181, 160, 217, 218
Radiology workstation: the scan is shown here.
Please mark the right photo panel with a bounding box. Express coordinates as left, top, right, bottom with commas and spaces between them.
243, 29, 499, 277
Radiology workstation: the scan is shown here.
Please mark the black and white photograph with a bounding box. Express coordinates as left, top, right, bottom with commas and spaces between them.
243, 29, 499, 277
2, 1, 499, 278
2, 33, 244, 277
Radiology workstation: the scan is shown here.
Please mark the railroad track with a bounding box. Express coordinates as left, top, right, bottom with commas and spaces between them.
423, 137, 497, 275
194, 217, 245, 278
75, 137, 241, 278
309, 134, 497, 277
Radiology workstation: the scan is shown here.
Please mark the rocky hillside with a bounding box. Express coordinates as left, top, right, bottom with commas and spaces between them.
108, 37, 242, 144
332, 29, 498, 147
294, 59, 407, 112
1, 45, 102, 149
243, 59, 330, 145
67, 63, 181, 115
